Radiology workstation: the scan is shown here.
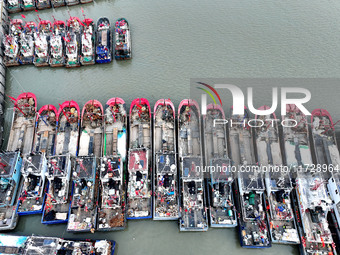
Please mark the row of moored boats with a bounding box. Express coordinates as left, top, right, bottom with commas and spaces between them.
0, 234, 116, 254
1, 92, 340, 255
7, 0, 92, 13
3, 17, 131, 67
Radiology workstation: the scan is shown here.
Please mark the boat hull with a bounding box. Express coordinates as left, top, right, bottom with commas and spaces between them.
7, 6, 22, 13
51, 0, 65, 7
65, 0, 79, 5
80, 56, 95, 65
34, 57, 50, 67
4, 56, 20, 67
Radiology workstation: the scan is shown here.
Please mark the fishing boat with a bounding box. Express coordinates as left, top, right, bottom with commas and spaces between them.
7, 0, 22, 13
80, 18, 96, 65
235, 169, 271, 248
22, 0, 35, 11
178, 99, 208, 231
229, 108, 271, 247
78, 100, 104, 157
203, 104, 237, 227
32, 105, 57, 156
0, 152, 22, 231
295, 172, 337, 255
67, 156, 97, 232
264, 170, 300, 244
42, 154, 72, 224
103, 98, 127, 160
96, 17, 112, 63
127, 98, 152, 219
65, 0, 79, 5
7, 92, 37, 154
35, 0, 51, 9
114, 18, 131, 60
34, 20, 52, 67
49, 20, 66, 67
65, 32, 80, 68
3, 19, 23, 66
281, 104, 313, 170
55, 100, 80, 157
254, 106, 300, 244
311, 109, 340, 179
153, 99, 178, 220
19, 22, 36, 65
50, 0, 65, 8
17, 153, 47, 215
97, 98, 127, 231
3, 34, 20, 67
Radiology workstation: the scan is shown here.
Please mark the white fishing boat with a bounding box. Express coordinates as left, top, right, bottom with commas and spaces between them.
203, 104, 236, 227
178, 99, 208, 231
153, 99, 179, 220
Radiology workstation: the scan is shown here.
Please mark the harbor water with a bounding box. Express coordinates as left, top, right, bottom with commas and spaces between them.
3, 0, 340, 254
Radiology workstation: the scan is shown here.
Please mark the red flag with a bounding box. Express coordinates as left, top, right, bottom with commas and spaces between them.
79, 21, 85, 27
81, 7, 84, 13
63, 36, 70, 42
21, 14, 26, 19
35, 9, 38, 12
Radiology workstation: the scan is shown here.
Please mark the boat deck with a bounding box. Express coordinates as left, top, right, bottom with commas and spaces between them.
7, 115, 35, 154
154, 153, 178, 219
97, 156, 126, 230
127, 149, 152, 218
